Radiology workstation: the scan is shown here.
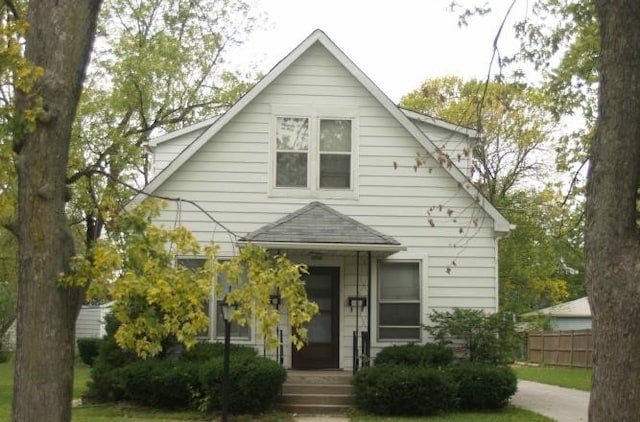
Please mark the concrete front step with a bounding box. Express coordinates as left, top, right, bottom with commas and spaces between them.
279, 370, 355, 415
278, 403, 353, 415
282, 383, 353, 395
282, 392, 353, 406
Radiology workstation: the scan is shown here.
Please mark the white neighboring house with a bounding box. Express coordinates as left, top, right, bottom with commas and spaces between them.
131, 29, 511, 371
523, 297, 592, 331
76, 302, 112, 339
2, 302, 112, 350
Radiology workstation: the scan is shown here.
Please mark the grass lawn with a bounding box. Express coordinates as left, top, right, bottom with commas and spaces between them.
513, 365, 592, 391
2, 355, 553, 421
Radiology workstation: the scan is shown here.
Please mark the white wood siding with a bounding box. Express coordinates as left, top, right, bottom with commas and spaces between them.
150, 43, 501, 368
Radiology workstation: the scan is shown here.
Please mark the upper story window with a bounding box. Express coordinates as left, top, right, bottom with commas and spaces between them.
273, 112, 355, 197
319, 119, 351, 188
276, 117, 310, 187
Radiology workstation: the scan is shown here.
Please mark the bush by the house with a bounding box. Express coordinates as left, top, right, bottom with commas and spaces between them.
425, 308, 520, 364
353, 364, 457, 416
116, 359, 200, 409
77, 338, 102, 366
448, 362, 517, 410
85, 314, 284, 414
181, 341, 258, 362
197, 355, 286, 413
86, 315, 138, 401
373, 343, 453, 367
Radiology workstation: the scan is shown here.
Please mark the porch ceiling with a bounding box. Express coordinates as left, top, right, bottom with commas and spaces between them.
238, 202, 405, 254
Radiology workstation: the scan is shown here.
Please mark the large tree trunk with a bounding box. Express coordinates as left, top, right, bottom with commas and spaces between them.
13, 2, 102, 422
587, 1, 640, 421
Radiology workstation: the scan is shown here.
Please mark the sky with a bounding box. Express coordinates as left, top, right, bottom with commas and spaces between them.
232, 0, 526, 103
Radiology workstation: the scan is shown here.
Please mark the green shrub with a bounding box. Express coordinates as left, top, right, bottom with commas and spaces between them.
374, 343, 453, 367
198, 355, 286, 413
85, 315, 139, 401
117, 359, 200, 409
0, 349, 11, 363
181, 341, 257, 362
448, 362, 517, 410
77, 338, 102, 366
353, 365, 457, 416
425, 308, 520, 364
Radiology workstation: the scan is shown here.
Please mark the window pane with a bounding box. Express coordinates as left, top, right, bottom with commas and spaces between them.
320, 120, 351, 152
379, 303, 421, 325
177, 258, 211, 338
277, 152, 307, 187
379, 327, 421, 340
320, 154, 350, 188
379, 262, 420, 300
277, 117, 309, 151
305, 313, 332, 343
216, 302, 250, 339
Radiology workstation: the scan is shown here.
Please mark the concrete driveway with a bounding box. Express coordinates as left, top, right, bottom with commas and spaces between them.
511, 380, 590, 422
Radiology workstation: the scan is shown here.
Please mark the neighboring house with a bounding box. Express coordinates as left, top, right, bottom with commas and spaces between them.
76, 302, 112, 339
2, 302, 112, 350
131, 29, 510, 371
523, 297, 592, 331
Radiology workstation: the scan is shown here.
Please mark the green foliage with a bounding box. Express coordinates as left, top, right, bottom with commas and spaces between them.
181, 341, 257, 362
0, 228, 17, 342
219, 244, 319, 350
400, 76, 586, 311
77, 338, 102, 367
374, 343, 453, 368
353, 365, 457, 416
425, 309, 520, 364
116, 359, 200, 409
497, 189, 585, 314
400, 77, 554, 202
197, 355, 286, 414
89, 336, 285, 414
448, 363, 517, 410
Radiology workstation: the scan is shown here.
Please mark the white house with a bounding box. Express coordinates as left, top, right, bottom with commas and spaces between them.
131, 29, 510, 371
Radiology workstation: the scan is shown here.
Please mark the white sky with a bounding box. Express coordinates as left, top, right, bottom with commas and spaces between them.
232, 0, 526, 103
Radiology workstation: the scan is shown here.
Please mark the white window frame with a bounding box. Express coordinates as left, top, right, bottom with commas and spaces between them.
175, 256, 252, 342
376, 259, 423, 342
269, 105, 359, 200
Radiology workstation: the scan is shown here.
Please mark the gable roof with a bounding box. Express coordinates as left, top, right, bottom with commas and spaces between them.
239, 202, 403, 253
133, 29, 509, 234
523, 297, 591, 318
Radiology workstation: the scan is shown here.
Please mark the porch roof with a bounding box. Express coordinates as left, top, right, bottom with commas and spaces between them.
238, 202, 405, 253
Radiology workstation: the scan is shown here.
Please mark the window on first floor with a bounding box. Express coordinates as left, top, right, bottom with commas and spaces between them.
176, 257, 250, 340
378, 260, 421, 341
275, 116, 352, 190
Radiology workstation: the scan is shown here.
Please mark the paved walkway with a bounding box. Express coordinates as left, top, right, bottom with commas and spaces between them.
292, 380, 589, 422
511, 380, 590, 422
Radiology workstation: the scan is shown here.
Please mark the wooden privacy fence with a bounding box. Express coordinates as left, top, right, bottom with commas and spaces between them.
527, 330, 593, 368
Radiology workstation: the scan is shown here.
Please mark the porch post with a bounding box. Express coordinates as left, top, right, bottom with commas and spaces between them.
367, 251, 372, 361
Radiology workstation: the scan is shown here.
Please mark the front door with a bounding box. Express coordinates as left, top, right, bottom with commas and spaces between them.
292, 267, 340, 369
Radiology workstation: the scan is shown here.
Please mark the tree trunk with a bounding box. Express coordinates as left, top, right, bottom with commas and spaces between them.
587, 1, 640, 421
13, 2, 102, 422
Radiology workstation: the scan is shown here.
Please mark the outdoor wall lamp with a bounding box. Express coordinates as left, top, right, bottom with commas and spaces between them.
269, 290, 281, 309
347, 296, 367, 312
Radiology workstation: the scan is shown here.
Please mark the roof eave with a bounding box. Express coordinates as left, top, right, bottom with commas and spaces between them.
237, 240, 406, 253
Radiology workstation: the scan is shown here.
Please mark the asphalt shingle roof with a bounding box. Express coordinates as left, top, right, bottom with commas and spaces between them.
239, 202, 401, 246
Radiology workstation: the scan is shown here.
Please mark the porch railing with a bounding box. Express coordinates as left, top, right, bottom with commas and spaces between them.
353, 331, 370, 373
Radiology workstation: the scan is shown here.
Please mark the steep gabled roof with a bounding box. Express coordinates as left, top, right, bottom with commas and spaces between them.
239, 202, 403, 252
133, 29, 509, 234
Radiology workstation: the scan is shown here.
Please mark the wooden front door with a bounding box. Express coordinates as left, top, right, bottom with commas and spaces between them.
292, 267, 340, 369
